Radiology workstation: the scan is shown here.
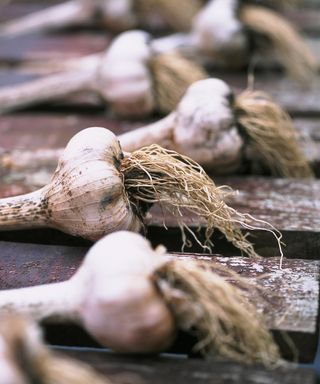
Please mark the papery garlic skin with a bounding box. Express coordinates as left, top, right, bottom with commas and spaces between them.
0, 232, 176, 354
0, 128, 141, 240
75, 231, 175, 352
97, 31, 155, 117
92, 0, 137, 29
44, 128, 141, 240
172, 79, 243, 172
191, 0, 248, 65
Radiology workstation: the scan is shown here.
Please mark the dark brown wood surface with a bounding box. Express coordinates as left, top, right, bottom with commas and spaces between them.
56, 349, 317, 384
0, 177, 318, 259
0, 0, 319, 380
0, 241, 318, 361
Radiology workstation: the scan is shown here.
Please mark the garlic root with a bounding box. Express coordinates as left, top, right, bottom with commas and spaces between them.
0, 127, 141, 240
0, 125, 279, 257
153, 0, 316, 80
0, 78, 312, 179
240, 5, 317, 81
0, 231, 281, 365
0, 315, 111, 384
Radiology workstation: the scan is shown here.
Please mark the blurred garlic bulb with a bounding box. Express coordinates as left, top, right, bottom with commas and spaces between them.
0, 0, 203, 37
0, 125, 285, 257
0, 315, 111, 384
0, 231, 280, 365
0, 31, 206, 117
0, 127, 141, 240
1, 79, 312, 178
153, 0, 316, 80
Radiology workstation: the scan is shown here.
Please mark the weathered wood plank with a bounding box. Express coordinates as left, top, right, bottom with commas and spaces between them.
0, 115, 318, 177
1, 0, 320, 35
0, 33, 109, 63
0, 68, 319, 115
0, 241, 318, 361
56, 350, 318, 384
0, 177, 318, 259
147, 178, 320, 259
0, 114, 318, 150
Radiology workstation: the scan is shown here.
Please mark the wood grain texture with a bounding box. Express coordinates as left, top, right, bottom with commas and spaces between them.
0, 241, 318, 361
56, 349, 318, 384
0, 115, 318, 179
0, 176, 318, 258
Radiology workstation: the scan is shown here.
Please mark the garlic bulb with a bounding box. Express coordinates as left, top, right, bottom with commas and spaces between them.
0, 126, 287, 256
1, 78, 312, 178
0, 30, 206, 117
121, 78, 243, 173
120, 78, 313, 177
0, 127, 141, 240
96, 30, 155, 117
191, 0, 248, 65
152, 0, 316, 80
0, 231, 280, 365
0, 315, 111, 384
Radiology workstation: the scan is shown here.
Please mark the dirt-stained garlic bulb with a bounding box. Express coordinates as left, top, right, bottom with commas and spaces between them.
0, 315, 111, 384
0, 0, 203, 37
0, 232, 281, 365
0, 126, 284, 257
153, 0, 316, 80
0, 30, 206, 117
0, 127, 140, 240
1, 78, 312, 179
121, 78, 313, 178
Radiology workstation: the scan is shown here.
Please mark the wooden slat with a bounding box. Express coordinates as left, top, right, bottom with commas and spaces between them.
0, 177, 318, 259
0, 114, 318, 150
147, 178, 320, 259
1, 0, 320, 35
0, 69, 319, 115
0, 115, 318, 176
0, 241, 318, 361
57, 350, 318, 384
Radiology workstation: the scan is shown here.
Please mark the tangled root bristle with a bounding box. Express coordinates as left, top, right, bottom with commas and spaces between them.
120, 145, 283, 257
149, 53, 208, 114
235, 90, 314, 178
0, 315, 110, 384
136, 0, 203, 30
240, 5, 317, 81
155, 259, 281, 365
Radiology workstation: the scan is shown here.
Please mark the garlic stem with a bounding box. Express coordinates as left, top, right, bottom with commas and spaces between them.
0, 231, 281, 365
151, 33, 195, 56
0, 232, 176, 353
0, 280, 80, 323
0, 0, 90, 37
0, 188, 48, 230
0, 69, 96, 114
119, 113, 176, 152
0, 148, 64, 170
